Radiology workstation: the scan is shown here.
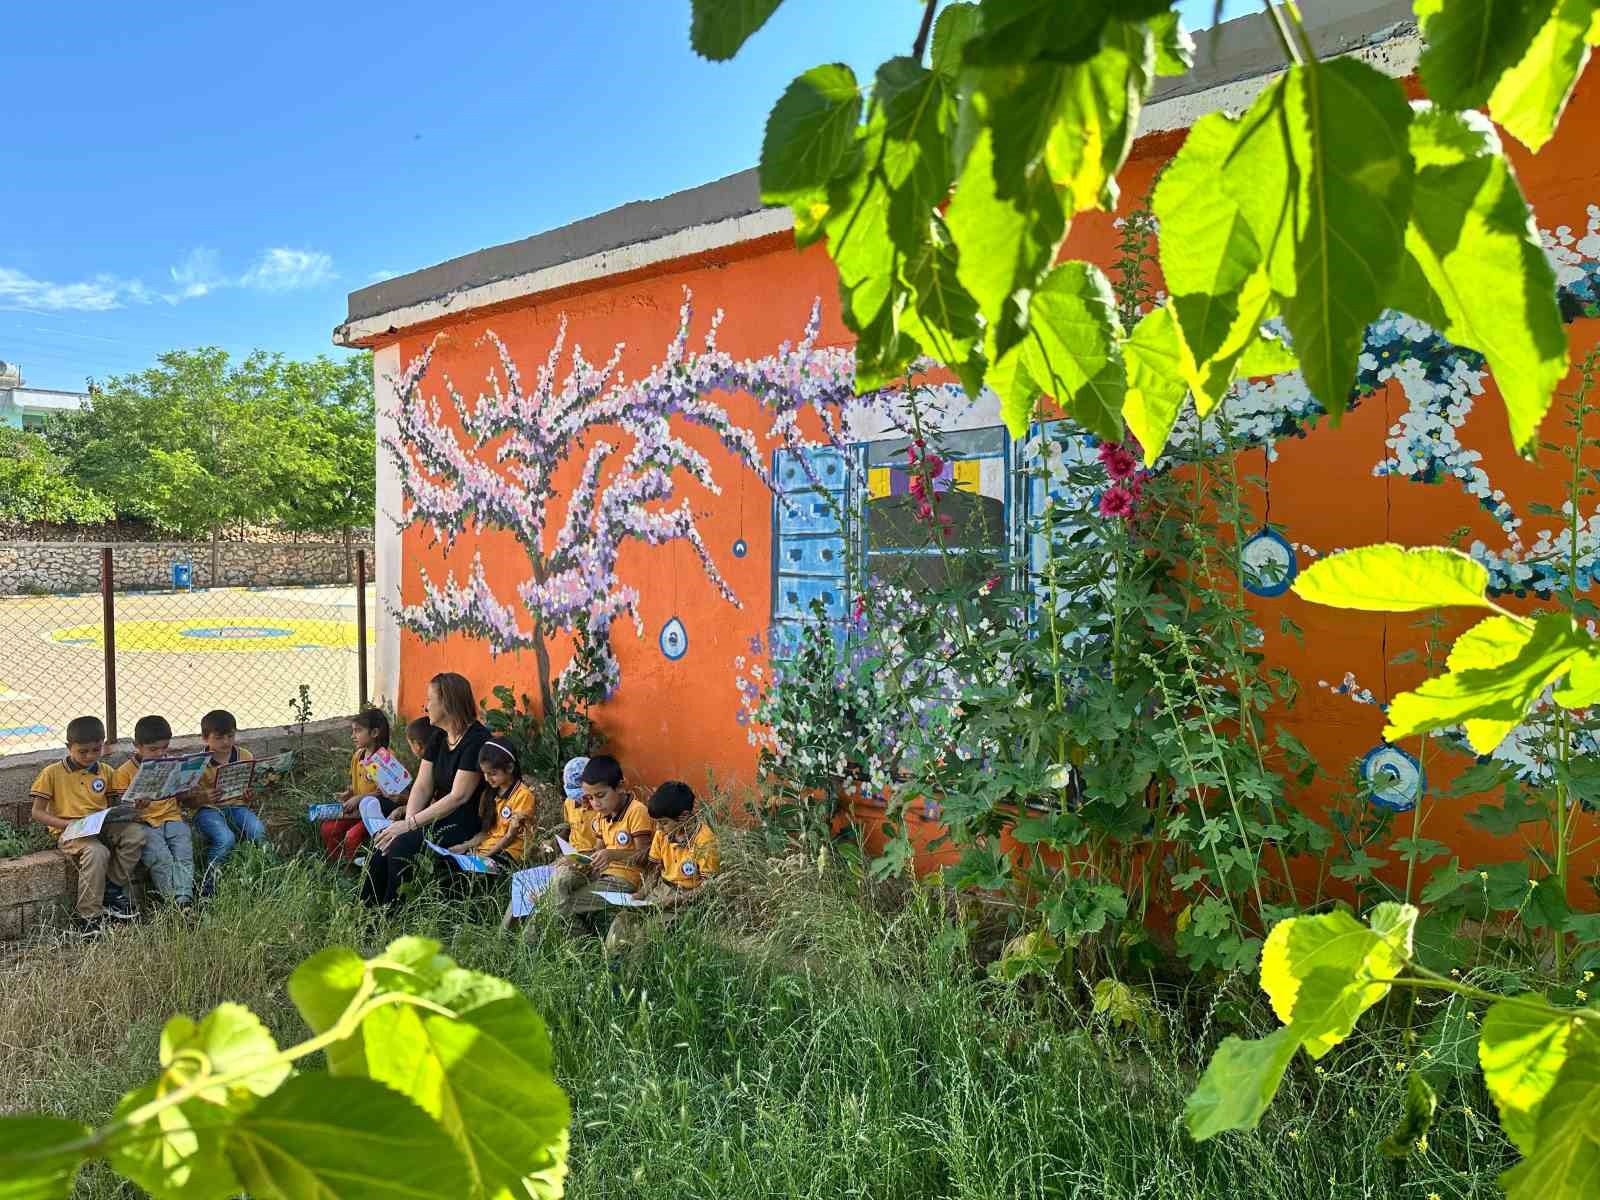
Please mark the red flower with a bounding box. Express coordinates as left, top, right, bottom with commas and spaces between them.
1097, 441, 1137, 481
1098, 486, 1136, 519
852, 594, 867, 620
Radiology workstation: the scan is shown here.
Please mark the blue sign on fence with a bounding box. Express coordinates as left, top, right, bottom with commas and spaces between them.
172, 562, 193, 590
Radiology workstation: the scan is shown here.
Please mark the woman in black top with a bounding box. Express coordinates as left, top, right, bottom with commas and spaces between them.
361, 671, 490, 907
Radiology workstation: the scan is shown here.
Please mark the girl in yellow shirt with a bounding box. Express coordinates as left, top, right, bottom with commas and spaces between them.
448, 738, 536, 867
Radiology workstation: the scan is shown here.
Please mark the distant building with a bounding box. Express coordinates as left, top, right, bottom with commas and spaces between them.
0, 361, 88, 431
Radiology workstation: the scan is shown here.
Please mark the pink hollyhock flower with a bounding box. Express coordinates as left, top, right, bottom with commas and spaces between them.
1098, 486, 1136, 519
923, 453, 945, 478
1097, 441, 1137, 481
853, 594, 867, 620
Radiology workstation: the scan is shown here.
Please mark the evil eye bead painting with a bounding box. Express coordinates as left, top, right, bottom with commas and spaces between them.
1240, 528, 1298, 598
659, 616, 688, 661
732, 539, 748, 558
1362, 743, 1424, 813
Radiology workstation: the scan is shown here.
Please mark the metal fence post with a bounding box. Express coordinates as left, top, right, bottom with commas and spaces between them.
100, 546, 117, 743
356, 548, 369, 709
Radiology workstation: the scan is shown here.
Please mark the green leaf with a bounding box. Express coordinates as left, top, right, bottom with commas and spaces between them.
108, 1077, 243, 1200
1279, 58, 1414, 417
1010, 261, 1125, 441
1414, 0, 1550, 109
1479, 996, 1577, 1153
1122, 305, 1189, 465
759, 65, 862, 204
1149, 10, 1195, 76
962, 0, 1113, 67
876, 57, 959, 255
288, 945, 369, 1077
689, 0, 784, 60
947, 128, 1065, 361
1499, 1037, 1600, 1200
1291, 544, 1492, 612
1259, 904, 1416, 1058
0, 1116, 89, 1200
160, 1003, 291, 1102
900, 219, 983, 392
1554, 646, 1600, 707
1401, 105, 1568, 453
1379, 1071, 1439, 1157
356, 963, 568, 1198
1488, 0, 1598, 152
930, 3, 981, 80
1449, 613, 1537, 671
1386, 614, 1590, 751
1237, 330, 1298, 377
227, 1074, 472, 1200
1225, 77, 1301, 299
1185, 1026, 1301, 1140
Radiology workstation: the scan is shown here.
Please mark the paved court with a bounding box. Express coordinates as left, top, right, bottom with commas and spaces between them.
0, 584, 376, 757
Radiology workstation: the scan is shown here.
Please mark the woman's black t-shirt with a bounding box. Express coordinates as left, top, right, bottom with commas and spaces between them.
421, 721, 490, 841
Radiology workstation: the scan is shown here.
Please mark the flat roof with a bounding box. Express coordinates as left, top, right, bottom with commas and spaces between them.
5, 387, 87, 409
335, 0, 1415, 348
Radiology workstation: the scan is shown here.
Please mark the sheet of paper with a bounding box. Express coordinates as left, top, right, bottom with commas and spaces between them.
121, 754, 209, 804
213, 760, 255, 804
60, 808, 110, 841
594, 890, 652, 908
507, 864, 556, 918
307, 802, 343, 823
555, 835, 589, 860
367, 748, 412, 796
424, 840, 499, 874
358, 794, 391, 836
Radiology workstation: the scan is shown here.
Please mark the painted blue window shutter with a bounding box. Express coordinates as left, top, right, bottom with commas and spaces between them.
770, 445, 851, 658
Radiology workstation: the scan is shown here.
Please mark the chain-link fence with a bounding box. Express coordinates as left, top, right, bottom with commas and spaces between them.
0, 547, 372, 756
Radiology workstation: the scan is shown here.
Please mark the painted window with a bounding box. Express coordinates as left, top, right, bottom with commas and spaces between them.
769, 445, 852, 659
1019, 420, 1106, 632
860, 426, 1010, 592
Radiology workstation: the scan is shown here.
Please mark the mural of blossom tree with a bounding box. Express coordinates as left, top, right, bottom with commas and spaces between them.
387, 291, 861, 716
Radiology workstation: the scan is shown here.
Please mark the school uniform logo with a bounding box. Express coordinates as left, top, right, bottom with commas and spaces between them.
681, 860, 698, 877
500, 804, 512, 820
90, 778, 106, 794
615, 830, 631, 846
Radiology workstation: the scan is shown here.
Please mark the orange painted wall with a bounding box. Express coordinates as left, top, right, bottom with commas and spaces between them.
377, 67, 1600, 894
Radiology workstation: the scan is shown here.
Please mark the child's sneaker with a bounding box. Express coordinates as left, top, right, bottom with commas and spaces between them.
70, 915, 106, 939
106, 895, 138, 921
353, 854, 368, 869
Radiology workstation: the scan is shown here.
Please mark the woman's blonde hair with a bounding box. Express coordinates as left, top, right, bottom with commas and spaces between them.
428, 672, 478, 731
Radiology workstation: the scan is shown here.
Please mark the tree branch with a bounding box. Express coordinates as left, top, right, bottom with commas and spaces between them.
912, 0, 938, 63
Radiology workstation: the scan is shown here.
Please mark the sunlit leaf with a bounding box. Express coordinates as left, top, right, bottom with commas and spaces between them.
1479, 996, 1578, 1153
689, 0, 785, 60
108, 1077, 242, 1200
759, 65, 862, 205
1279, 58, 1414, 417
962, 0, 1113, 67
1386, 614, 1591, 751
1185, 1026, 1301, 1140
1237, 330, 1298, 377
1259, 904, 1415, 1058
227, 1075, 471, 1200
159, 1004, 291, 1103
1449, 613, 1536, 671
1554, 645, 1600, 707
1414, 0, 1550, 109
1149, 10, 1195, 76
0, 1116, 90, 1200
930, 3, 981, 80
1012, 261, 1125, 441
1121, 305, 1189, 464
1401, 105, 1567, 453
287, 945, 370, 1077
1487, 0, 1598, 152
1292, 544, 1492, 612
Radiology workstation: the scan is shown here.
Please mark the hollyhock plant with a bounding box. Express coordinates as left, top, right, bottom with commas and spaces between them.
1098, 485, 1137, 519
1097, 440, 1138, 481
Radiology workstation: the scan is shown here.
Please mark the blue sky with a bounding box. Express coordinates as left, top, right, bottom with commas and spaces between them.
2, 1, 1240, 392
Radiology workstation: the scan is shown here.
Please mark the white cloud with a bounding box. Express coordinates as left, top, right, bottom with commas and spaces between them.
0, 266, 152, 312
241, 248, 336, 291
166, 247, 227, 302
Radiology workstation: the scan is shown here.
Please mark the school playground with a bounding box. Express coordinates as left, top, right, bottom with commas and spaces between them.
0, 584, 375, 758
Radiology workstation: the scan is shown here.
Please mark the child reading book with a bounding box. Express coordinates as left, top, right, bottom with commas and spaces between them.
446, 738, 536, 868
189, 709, 267, 896
114, 715, 195, 909
321, 709, 400, 862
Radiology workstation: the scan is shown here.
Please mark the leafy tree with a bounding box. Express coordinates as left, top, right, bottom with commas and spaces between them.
0, 426, 112, 526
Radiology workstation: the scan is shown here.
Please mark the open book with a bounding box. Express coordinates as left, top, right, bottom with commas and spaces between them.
505, 864, 652, 918
120, 754, 210, 805
424, 840, 497, 874
364, 748, 413, 797
213, 751, 296, 804
555, 834, 590, 861
306, 802, 344, 823
61, 805, 139, 842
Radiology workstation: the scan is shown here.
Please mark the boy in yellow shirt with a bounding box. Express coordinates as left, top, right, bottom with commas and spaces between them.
550, 755, 597, 857
549, 754, 654, 918
30, 715, 144, 935
605, 781, 720, 952
114, 715, 195, 910
187, 708, 266, 897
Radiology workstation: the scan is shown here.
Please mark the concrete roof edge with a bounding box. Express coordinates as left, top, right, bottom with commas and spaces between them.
335, 0, 1417, 346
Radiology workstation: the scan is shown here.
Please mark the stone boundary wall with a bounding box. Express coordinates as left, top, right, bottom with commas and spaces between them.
0, 542, 374, 596
0, 718, 349, 941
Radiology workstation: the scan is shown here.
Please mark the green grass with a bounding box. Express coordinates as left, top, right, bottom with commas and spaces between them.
0, 814, 54, 859
0, 766, 1519, 1198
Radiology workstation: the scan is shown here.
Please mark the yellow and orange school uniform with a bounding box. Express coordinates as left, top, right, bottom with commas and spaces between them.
562, 796, 598, 853
113, 756, 183, 828
648, 819, 720, 892
30, 759, 119, 838
479, 781, 536, 864
589, 798, 656, 889
349, 749, 381, 799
